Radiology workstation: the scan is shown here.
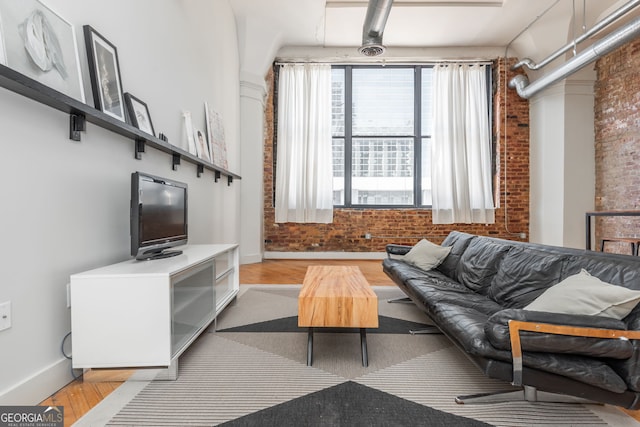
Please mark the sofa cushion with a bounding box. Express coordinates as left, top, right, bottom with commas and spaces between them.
457, 238, 510, 294
402, 239, 451, 271
524, 269, 640, 320
383, 259, 463, 290
485, 308, 633, 359
436, 231, 476, 281
562, 253, 640, 290
488, 247, 565, 308
406, 277, 504, 318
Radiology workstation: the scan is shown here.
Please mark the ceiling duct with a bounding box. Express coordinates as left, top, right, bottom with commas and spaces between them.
513, 0, 640, 71
358, 0, 393, 56
510, 15, 640, 99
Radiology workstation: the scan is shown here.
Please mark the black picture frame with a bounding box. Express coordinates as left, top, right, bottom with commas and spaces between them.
83, 25, 125, 121
124, 92, 155, 136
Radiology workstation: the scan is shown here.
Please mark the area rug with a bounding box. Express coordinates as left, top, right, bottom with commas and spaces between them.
75, 285, 639, 427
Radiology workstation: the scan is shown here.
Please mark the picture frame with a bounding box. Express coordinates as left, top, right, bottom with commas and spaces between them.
203, 103, 214, 162
83, 25, 125, 121
0, 0, 85, 101
205, 102, 228, 168
124, 92, 154, 136
0, 10, 6, 65
182, 111, 197, 155
193, 127, 211, 162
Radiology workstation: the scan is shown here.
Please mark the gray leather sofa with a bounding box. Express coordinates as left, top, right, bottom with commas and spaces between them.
382, 231, 640, 408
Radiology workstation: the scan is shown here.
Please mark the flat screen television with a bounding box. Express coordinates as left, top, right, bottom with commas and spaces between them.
130, 172, 188, 260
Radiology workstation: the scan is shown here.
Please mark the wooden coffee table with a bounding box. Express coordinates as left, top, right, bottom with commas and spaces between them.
298, 265, 378, 367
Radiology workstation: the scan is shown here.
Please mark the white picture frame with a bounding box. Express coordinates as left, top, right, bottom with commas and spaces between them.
0, 0, 85, 102
205, 102, 228, 168
0, 10, 6, 65
182, 111, 197, 155
193, 127, 210, 162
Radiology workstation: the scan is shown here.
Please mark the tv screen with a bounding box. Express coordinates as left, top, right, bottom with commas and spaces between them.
131, 172, 188, 260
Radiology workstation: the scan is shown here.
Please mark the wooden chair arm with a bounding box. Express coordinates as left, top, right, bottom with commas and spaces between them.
507, 320, 640, 386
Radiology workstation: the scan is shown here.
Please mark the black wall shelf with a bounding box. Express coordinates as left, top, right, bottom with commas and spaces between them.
0, 64, 241, 184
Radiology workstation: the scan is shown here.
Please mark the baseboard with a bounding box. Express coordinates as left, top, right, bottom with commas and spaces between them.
241, 253, 263, 264
0, 357, 74, 405
263, 251, 386, 260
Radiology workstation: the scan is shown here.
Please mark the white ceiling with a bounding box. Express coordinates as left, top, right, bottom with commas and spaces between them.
229, 0, 638, 62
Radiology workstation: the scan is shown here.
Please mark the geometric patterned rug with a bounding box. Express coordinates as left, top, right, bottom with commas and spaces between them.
74, 285, 640, 427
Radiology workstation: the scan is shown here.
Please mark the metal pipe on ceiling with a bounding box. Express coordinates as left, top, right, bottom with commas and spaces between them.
509, 15, 640, 99
358, 0, 394, 56
512, 0, 640, 71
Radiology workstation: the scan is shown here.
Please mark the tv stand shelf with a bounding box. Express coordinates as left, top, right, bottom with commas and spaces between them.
0, 64, 240, 184
70, 244, 239, 379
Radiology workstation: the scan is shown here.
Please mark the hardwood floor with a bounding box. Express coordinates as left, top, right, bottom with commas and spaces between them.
40, 258, 640, 425
240, 258, 394, 286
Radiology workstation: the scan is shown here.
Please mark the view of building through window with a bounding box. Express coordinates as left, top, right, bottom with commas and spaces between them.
331, 66, 435, 207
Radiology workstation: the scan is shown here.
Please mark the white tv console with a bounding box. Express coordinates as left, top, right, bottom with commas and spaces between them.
70, 244, 239, 379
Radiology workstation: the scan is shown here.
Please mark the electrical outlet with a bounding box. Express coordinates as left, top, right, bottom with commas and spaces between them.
0, 301, 11, 332
66, 283, 71, 308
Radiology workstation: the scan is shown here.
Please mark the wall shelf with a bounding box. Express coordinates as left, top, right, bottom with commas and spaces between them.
0, 64, 241, 183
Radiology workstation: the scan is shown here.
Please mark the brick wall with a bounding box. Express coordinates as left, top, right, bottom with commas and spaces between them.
263, 58, 530, 252
594, 39, 640, 255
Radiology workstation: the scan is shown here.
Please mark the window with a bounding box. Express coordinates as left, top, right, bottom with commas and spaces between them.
331, 65, 491, 208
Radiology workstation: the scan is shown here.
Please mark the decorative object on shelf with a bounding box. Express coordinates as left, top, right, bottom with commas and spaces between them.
0, 10, 6, 65
194, 127, 210, 162
181, 111, 197, 156
0, 0, 84, 101
124, 92, 154, 136
83, 25, 125, 122
205, 102, 228, 169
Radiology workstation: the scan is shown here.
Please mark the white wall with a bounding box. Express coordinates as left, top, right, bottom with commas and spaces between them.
0, 0, 240, 404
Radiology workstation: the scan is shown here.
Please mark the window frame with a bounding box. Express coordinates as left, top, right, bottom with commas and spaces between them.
331, 64, 493, 209
333, 64, 426, 208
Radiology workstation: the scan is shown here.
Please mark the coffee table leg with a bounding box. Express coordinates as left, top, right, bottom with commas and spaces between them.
360, 328, 368, 367
307, 327, 313, 366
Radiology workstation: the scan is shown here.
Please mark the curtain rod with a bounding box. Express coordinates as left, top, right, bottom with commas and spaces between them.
274, 59, 495, 66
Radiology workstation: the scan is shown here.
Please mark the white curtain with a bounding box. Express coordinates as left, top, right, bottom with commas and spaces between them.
431, 64, 495, 224
275, 64, 333, 223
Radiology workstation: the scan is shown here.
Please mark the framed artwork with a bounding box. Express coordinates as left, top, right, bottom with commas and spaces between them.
181, 111, 198, 155
83, 25, 125, 121
0, 10, 6, 65
124, 93, 154, 136
193, 127, 210, 162
0, 0, 85, 101
205, 102, 228, 168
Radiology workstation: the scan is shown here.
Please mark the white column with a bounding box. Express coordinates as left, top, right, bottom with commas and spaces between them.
529, 69, 595, 248
239, 71, 267, 264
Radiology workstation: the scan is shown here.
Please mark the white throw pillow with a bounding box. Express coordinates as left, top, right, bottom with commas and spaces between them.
403, 239, 451, 271
524, 269, 640, 319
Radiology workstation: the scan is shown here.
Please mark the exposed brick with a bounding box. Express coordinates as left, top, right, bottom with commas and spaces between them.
594, 39, 640, 254
263, 59, 530, 252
